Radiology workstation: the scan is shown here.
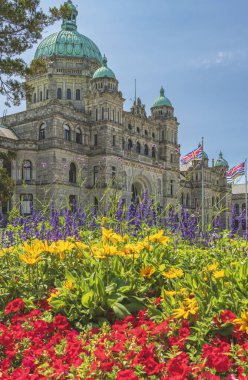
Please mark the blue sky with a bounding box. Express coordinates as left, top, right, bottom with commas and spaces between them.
1, 0, 248, 168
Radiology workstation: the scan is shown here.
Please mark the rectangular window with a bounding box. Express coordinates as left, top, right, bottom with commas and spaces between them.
94, 134, 98, 146
112, 166, 116, 185
93, 166, 99, 185
112, 135, 116, 146
20, 194, 33, 215
170, 180, 173, 196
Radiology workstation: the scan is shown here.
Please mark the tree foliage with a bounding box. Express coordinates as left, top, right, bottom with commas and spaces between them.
0, 151, 16, 204
0, 168, 15, 204
0, 0, 70, 106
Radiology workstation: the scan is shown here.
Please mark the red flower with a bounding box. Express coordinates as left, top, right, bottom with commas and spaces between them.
154, 296, 161, 305
99, 361, 115, 371
202, 342, 231, 373
220, 310, 236, 324
53, 314, 70, 330
5, 298, 25, 315
116, 369, 139, 380
166, 352, 192, 378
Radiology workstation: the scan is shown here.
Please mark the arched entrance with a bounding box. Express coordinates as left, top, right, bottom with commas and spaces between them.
131, 182, 143, 202
131, 176, 152, 202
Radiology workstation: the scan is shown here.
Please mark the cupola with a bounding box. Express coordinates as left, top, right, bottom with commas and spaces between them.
151, 86, 174, 119
34, 0, 102, 63
214, 151, 229, 168
91, 55, 118, 92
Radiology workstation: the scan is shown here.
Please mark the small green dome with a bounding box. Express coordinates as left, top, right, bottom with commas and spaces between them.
215, 151, 228, 167
34, 1, 102, 63
92, 55, 116, 80
151, 86, 172, 108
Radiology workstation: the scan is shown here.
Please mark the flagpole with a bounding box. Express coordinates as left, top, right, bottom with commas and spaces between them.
245, 158, 248, 237
201, 137, 204, 233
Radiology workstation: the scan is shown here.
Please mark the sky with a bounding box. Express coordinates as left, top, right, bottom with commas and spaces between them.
1, 0, 248, 169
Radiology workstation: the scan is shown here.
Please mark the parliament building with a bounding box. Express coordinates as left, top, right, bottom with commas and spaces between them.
0, 0, 236, 228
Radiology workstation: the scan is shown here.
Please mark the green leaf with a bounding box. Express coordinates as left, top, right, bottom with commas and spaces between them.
81, 291, 94, 308
112, 302, 131, 319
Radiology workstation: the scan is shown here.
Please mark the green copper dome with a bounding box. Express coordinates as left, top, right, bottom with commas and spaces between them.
34, 1, 102, 63
92, 55, 116, 80
151, 87, 172, 108
215, 151, 228, 167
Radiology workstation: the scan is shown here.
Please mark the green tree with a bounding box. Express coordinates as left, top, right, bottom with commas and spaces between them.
0, 0, 70, 106
0, 151, 15, 205
0, 168, 15, 204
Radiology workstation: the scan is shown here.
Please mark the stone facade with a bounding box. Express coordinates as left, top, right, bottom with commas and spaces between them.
0, 0, 238, 228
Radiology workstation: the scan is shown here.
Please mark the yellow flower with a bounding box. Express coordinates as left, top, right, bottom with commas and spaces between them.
48, 290, 60, 303
63, 280, 74, 290
212, 269, 225, 279
102, 227, 123, 244
206, 262, 218, 272
19, 240, 43, 265
91, 243, 118, 258
179, 288, 189, 296
137, 241, 153, 252
162, 268, 184, 279
173, 297, 199, 319
146, 230, 169, 245
119, 243, 142, 258
49, 240, 75, 259
0, 246, 15, 257
140, 266, 155, 278
74, 241, 89, 251
123, 234, 129, 243
164, 290, 177, 296
233, 311, 248, 334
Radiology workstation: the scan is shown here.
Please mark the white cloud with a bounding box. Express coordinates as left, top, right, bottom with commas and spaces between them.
190, 49, 246, 69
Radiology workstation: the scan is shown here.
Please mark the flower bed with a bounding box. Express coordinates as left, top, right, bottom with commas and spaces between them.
1, 299, 248, 379
0, 201, 248, 378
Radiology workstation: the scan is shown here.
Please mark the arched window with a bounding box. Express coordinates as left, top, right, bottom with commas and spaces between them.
67, 89, 72, 100
212, 196, 215, 207
64, 124, 70, 141
122, 139, 125, 150
46, 89, 49, 100
33, 93, 36, 103
235, 204, 240, 215
39, 123, 46, 140
76, 127, 82, 144
76, 89, 80, 100
152, 146, 156, 158
181, 193, 184, 205
144, 144, 149, 156
39, 91, 42, 101
69, 163, 76, 183
128, 139, 133, 151
145, 130, 148, 136
186, 194, 190, 206
57, 88, 62, 99
20, 194, 33, 215
22, 160, 32, 181
136, 141, 141, 154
